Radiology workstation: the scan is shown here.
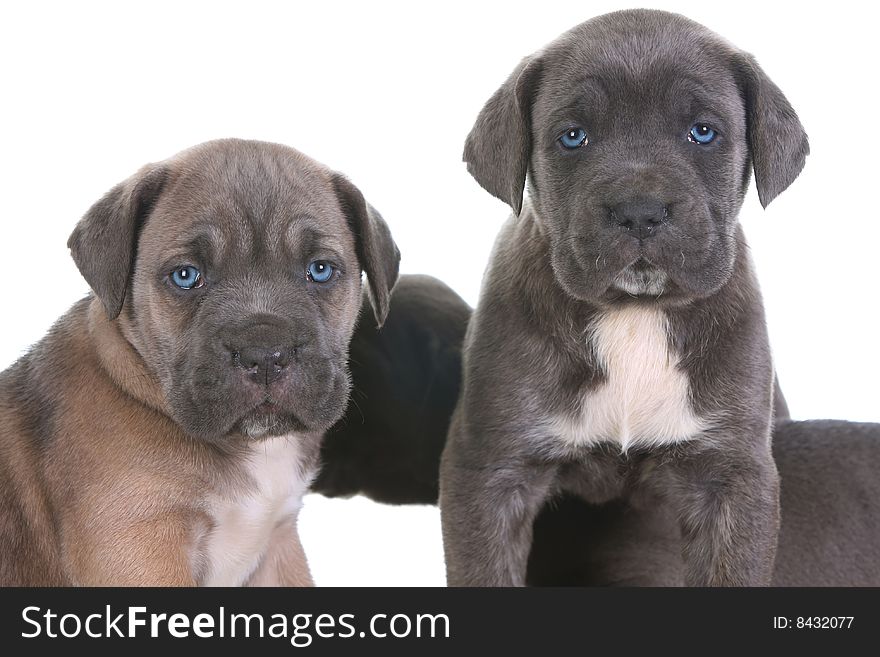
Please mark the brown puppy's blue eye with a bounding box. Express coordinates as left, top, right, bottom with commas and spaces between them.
171, 265, 203, 290
307, 261, 334, 283
688, 123, 717, 144
559, 127, 588, 149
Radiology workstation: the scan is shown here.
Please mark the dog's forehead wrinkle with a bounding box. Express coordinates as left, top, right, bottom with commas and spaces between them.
286, 222, 350, 256
263, 191, 346, 250
165, 139, 338, 228
549, 63, 736, 110
165, 201, 345, 269
544, 13, 742, 98
161, 226, 230, 266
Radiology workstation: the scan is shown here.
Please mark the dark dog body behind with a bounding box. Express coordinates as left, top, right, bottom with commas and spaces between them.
320, 276, 880, 585
314, 275, 468, 504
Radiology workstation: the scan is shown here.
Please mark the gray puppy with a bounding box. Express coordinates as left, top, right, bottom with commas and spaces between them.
440, 9, 809, 586
313, 276, 879, 585
0, 139, 398, 585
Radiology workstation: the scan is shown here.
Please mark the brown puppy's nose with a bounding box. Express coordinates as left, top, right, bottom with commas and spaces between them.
235, 346, 292, 385
611, 200, 668, 235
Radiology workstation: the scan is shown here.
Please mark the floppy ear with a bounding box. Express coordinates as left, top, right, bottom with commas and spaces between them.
332, 174, 400, 327
738, 54, 810, 208
463, 55, 543, 215
68, 164, 168, 319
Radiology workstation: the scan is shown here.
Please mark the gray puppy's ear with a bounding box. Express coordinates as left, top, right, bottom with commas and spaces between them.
68, 164, 168, 319
332, 174, 400, 327
738, 54, 810, 208
463, 55, 543, 215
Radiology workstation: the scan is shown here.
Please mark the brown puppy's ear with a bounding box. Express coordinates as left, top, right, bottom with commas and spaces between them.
68, 164, 168, 319
463, 55, 543, 215
738, 54, 809, 208
332, 174, 400, 327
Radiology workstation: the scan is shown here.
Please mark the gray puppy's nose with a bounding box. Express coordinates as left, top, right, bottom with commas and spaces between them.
611, 199, 668, 233
234, 346, 292, 385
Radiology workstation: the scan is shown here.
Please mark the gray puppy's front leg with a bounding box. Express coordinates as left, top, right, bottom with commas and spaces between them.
667, 441, 780, 586
440, 421, 557, 586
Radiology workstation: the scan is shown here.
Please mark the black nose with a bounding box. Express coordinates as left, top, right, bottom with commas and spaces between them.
611, 200, 668, 234
235, 346, 292, 385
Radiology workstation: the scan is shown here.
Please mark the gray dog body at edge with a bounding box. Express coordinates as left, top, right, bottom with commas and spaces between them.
440, 10, 809, 586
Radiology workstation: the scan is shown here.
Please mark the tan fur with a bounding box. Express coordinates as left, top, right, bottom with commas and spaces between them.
0, 298, 316, 586
0, 140, 400, 586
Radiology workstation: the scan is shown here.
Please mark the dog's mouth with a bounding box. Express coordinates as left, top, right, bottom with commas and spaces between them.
236, 404, 309, 440
612, 258, 668, 297
254, 398, 282, 416
169, 353, 351, 443
234, 395, 310, 439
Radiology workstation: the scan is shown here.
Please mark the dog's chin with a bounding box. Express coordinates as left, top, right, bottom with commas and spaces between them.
173, 405, 318, 443
170, 399, 326, 444
612, 260, 668, 297
552, 234, 736, 306
234, 408, 311, 440
232, 398, 348, 440
169, 362, 351, 443
603, 259, 728, 305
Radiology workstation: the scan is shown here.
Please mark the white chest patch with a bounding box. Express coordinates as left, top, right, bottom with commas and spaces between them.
202, 435, 312, 587
552, 305, 709, 451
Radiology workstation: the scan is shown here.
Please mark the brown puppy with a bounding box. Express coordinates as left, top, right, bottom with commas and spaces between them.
0, 139, 399, 586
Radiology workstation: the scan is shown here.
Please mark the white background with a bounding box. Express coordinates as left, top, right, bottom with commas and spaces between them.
1, 1, 877, 586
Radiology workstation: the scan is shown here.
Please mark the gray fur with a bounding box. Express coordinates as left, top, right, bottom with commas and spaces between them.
441, 10, 807, 586
528, 420, 880, 586
309, 276, 878, 585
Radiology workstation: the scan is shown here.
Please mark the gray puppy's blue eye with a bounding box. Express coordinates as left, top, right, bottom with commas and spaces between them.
170, 265, 203, 289
559, 127, 588, 149
307, 261, 334, 283
688, 123, 717, 144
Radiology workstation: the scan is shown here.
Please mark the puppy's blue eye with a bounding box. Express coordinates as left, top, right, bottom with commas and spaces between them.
307, 261, 334, 283
170, 265, 203, 290
688, 124, 717, 144
559, 127, 588, 149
